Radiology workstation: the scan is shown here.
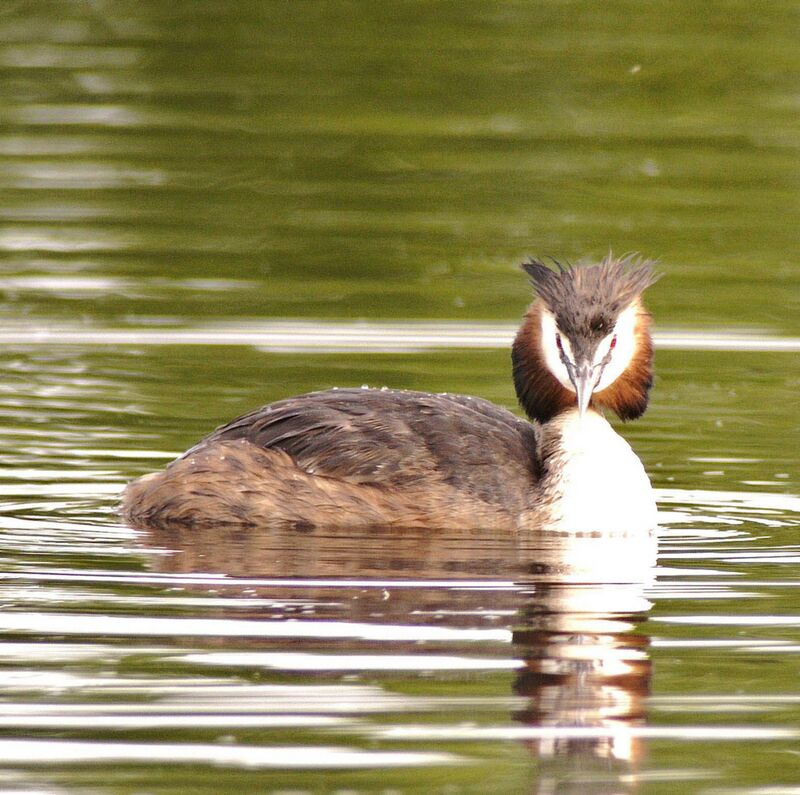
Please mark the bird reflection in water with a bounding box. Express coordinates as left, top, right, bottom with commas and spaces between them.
141, 521, 656, 790
512, 531, 655, 785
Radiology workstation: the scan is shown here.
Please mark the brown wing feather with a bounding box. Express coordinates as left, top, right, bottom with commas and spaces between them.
190, 388, 540, 506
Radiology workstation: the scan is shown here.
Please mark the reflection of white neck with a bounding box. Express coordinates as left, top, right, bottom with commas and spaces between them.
527, 523, 658, 587
517, 528, 656, 763
538, 409, 657, 533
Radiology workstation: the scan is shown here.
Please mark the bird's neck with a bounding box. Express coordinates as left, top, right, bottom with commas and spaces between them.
534, 409, 657, 533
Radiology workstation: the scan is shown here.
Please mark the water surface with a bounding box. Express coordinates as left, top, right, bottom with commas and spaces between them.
0, 1, 799, 793
0, 342, 796, 794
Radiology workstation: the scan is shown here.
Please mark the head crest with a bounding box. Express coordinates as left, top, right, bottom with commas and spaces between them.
521, 253, 659, 327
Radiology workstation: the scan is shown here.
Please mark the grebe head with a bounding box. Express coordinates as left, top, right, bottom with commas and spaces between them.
512, 254, 659, 423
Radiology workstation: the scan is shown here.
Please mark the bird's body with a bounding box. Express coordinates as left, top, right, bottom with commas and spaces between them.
122, 255, 659, 533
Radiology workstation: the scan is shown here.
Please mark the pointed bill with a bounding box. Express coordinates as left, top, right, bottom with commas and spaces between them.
573, 363, 595, 417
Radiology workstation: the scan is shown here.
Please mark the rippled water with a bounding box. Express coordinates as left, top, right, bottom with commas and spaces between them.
0, 341, 795, 793
1, 1, 799, 793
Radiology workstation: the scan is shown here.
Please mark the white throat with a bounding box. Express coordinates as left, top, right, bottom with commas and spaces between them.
538, 409, 657, 533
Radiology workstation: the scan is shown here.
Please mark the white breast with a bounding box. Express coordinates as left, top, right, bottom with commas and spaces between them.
538, 409, 657, 533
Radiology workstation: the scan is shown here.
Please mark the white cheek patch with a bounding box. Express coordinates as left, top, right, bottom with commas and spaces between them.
540, 308, 575, 392
593, 335, 614, 366
595, 303, 638, 391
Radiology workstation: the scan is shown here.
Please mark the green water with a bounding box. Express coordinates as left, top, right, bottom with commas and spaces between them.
0, 2, 799, 793
2, 1, 799, 329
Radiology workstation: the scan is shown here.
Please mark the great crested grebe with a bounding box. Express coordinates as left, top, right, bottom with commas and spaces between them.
122, 255, 659, 533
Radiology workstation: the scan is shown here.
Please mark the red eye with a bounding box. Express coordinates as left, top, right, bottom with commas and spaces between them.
556, 334, 564, 353
609, 335, 617, 350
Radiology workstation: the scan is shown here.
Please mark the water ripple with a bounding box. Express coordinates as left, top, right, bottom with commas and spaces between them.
0, 740, 460, 769
0, 320, 795, 352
